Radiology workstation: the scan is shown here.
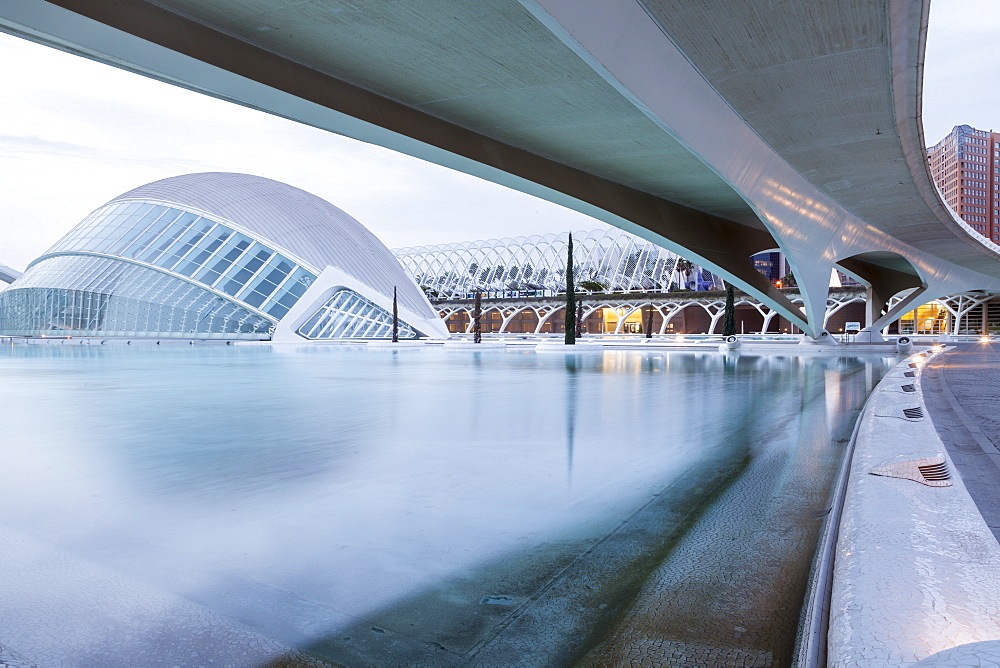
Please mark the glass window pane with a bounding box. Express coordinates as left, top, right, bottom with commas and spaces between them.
194, 237, 250, 286
174, 229, 231, 277
156, 220, 213, 271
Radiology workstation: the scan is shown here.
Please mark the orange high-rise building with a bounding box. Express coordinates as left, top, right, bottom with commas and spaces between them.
927, 124, 1000, 242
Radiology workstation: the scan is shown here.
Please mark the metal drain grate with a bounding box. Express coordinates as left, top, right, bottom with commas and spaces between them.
875, 406, 925, 421
901, 384, 916, 392
903, 371, 916, 378
918, 462, 951, 482
870, 453, 952, 487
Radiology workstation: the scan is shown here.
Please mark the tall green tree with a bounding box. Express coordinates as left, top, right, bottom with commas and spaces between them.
675, 258, 694, 290
723, 283, 737, 336
564, 233, 576, 345
473, 291, 482, 343
392, 286, 399, 343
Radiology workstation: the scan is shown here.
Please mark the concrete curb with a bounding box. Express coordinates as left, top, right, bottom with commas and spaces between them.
828, 351, 1000, 666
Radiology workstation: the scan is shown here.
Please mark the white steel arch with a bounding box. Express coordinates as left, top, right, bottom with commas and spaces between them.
394, 228, 724, 300
437, 288, 882, 336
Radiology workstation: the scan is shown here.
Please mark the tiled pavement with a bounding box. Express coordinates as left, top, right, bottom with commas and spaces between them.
922, 343, 1000, 543
829, 346, 1000, 666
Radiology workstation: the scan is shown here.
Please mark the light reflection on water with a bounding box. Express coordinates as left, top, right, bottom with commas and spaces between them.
0, 345, 891, 662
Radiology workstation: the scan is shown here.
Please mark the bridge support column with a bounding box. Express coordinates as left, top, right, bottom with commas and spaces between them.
856, 286, 885, 342
799, 330, 839, 345
789, 260, 840, 344
854, 327, 884, 343
864, 286, 878, 329
860, 285, 938, 341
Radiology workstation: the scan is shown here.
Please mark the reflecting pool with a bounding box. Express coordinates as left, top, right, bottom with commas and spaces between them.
0, 344, 892, 665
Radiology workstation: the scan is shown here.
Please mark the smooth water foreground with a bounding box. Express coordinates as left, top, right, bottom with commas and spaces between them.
0, 344, 891, 666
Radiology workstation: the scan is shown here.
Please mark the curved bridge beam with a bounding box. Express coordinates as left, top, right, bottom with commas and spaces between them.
520, 0, 1000, 338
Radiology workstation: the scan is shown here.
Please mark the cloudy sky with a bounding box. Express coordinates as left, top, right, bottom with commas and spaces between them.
0, 0, 996, 271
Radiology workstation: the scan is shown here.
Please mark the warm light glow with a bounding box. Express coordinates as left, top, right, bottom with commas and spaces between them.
899, 301, 947, 335
980, 336, 991, 343
602, 307, 647, 334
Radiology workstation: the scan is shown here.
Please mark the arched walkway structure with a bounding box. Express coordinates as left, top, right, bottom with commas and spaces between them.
5, 1, 1000, 338
395, 227, 723, 299
435, 288, 871, 336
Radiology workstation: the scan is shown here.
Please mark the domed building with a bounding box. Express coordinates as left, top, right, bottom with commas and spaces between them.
0, 173, 448, 340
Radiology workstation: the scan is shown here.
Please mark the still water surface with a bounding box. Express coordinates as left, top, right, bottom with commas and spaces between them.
0, 344, 891, 665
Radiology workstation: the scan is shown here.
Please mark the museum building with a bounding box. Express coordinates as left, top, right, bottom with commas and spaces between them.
0, 173, 447, 340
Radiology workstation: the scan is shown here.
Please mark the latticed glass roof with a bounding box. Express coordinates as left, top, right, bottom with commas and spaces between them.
394, 228, 719, 298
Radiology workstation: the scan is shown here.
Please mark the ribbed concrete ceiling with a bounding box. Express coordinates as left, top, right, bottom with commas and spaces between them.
13, 0, 997, 287
639, 0, 999, 275
149, 0, 761, 226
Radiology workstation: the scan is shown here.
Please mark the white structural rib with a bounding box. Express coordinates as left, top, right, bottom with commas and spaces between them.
0, 262, 21, 284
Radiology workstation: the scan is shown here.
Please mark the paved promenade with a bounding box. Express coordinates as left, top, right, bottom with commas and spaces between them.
829, 344, 1000, 666
922, 343, 1000, 542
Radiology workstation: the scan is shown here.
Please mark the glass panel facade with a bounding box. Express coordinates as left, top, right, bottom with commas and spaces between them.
297, 288, 416, 339
0, 255, 274, 339
38, 201, 317, 319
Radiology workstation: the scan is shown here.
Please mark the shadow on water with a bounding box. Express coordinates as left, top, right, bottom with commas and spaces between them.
292, 352, 889, 667
296, 444, 755, 667
576, 355, 878, 667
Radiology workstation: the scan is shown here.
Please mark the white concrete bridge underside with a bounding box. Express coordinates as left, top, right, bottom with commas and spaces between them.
2, 0, 1000, 339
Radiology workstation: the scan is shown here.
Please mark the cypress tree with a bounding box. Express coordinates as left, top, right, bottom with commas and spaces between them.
645, 304, 654, 338
392, 286, 399, 343
473, 291, 482, 343
723, 283, 737, 336
564, 233, 576, 345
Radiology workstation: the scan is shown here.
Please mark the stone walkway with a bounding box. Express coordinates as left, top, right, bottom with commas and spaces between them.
922, 343, 1000, 542
826, 344, 1000, 667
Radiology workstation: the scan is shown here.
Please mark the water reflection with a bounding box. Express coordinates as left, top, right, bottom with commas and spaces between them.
565, 353, 579, 489
0, 345, 892, 664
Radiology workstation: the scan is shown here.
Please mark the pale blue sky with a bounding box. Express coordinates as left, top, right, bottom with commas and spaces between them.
0, 0, 995, 271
